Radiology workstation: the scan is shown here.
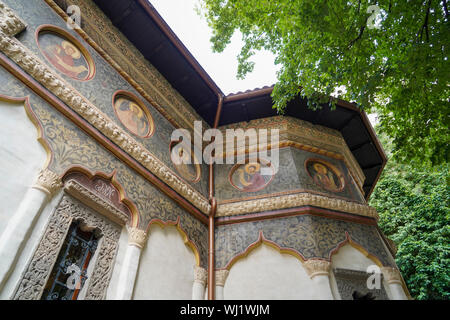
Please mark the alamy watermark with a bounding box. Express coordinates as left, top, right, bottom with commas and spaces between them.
66, 5, 81, 30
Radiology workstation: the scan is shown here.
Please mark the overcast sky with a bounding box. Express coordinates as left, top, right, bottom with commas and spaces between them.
149, 0, 279, 95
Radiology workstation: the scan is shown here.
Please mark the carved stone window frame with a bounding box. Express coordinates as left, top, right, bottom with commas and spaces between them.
12, 177, 128, 300
333, 268, 389, 300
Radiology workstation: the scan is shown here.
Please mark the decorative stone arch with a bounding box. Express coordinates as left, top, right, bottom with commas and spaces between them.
221, 231, 307, 272
12, 168, 138, 300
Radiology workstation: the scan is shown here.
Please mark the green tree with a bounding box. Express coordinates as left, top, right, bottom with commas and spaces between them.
370, 133, 450, 299
199, 0, 450, 165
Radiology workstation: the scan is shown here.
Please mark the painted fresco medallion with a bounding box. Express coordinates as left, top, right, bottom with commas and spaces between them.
113, 92, 154, 138
37, 27, 95, 81
169, 142, 201, 183
229, 158, 274, 192
305, 158, 345, 193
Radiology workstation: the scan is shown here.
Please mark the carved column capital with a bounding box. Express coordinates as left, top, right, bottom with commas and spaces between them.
194, 266, 207, 286
0, 1, 27, 36
127, 226, 148, 249
303, 259, 331, 279
381, 267, 402, 285
32, 169, 62, 197
215, 270, 230, 287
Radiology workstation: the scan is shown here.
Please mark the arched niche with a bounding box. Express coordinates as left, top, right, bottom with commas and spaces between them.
0, 95, 50, 236
222, 233, 320, 300
133, 221, 199, 300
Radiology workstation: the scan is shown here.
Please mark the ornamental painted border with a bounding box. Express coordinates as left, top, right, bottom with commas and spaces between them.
0, 2, 211, 215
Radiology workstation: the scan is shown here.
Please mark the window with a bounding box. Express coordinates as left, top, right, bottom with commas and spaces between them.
41, 220, 100, 300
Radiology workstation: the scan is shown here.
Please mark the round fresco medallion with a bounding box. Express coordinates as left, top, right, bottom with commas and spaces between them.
37, 26, 95, 81
113, 92, 154, 138
169, 142, 201, 183
229, 158, 274, 192
305, 158, 346, 193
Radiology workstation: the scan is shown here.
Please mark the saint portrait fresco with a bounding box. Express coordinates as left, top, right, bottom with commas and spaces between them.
38, 29, 95, 81
113, 94, 154, 138
170, 142, 201, 183
229, 159, 274, 192
305, 159, 346, 193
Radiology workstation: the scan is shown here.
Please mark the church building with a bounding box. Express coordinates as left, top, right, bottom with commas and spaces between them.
0, 0, 410, 300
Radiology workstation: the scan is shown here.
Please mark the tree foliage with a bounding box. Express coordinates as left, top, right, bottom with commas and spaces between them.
199, 0, 450, 165
370, 132, 449, 299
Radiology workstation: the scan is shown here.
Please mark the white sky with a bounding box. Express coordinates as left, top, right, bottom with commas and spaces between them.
149, 0, 279, 95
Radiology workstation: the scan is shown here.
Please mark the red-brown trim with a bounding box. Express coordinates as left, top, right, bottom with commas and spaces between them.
208, 197, 217, 300
0, 52, 208, 225
215, 206, 378, 227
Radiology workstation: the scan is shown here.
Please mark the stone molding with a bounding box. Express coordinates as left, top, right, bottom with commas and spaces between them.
193, 266, 207, 286
381, 267, 402, 285
0, 1, 26, 37
216, 191, 379, 219
215, 270, 230, 287
0, 6, 210, 215
127, 226, 148, 249
32, 168, 63, 196
63, 178, 129, 226
303, 259, 331, 279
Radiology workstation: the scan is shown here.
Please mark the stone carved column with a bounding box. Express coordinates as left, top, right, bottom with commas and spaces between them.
192, 266, 207, 300
114, 226, 148, 300
303, 259, 334, 300
215, 269, 229, 300
0, 169, 62, 290
381, 267, 408, 300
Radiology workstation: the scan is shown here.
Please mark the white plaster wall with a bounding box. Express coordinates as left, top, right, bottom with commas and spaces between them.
0, 190, 63, 299
223, 244, 317, 300
329, 244, 393, 299
0, 99, 47, 237
133, 225, 196, 300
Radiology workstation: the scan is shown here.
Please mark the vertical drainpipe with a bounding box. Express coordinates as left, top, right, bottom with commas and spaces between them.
208, 94, 224, 300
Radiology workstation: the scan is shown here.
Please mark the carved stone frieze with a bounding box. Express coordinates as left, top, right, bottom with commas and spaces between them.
12, 195, 121, 300
216, 192, 379, 219
127, 226, 148, 249
215, 270, 230, 287
0, 12, 210, 215
63, 178, 129, 226
303, 259, 331, 279
0, 1, 26, 36
32, 168, 63, 196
